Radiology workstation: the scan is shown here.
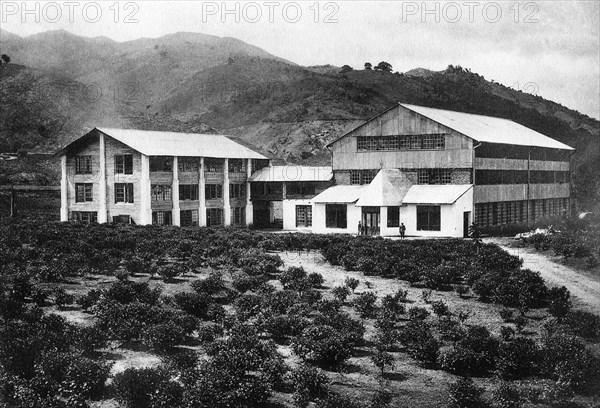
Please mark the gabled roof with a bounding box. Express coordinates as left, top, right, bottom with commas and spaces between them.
249, 166, 333, 182
312, 185, 366, 203
328, 103, 574, 151
400, 104, 574, 150
355, 169, 411, 207
402, 184, 473, 205
57, 128, 268, 159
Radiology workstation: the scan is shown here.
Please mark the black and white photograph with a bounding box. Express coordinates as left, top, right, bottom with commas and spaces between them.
0, 1, 599, 407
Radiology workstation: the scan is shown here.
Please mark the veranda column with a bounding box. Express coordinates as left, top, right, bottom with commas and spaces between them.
223, 158, 231, 226
60, 155, 68, 221
380, 206, 387, 236
245, 159, 253, 226
98, 132, 107, 223
198, 157, 207, 226
139, 154, 151, 225
172, 156, 180, 226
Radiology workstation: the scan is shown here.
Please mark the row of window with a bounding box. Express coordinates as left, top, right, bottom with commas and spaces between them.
76, 183, 247, 203
475, 198, 569, 227
357, 134, 445, 152
152, 208, 246, 227
475, 170, 569, 185
476, 143, 571, 162
350, 170, 378, 185
350, 168, 459, 185
71, 208, 246, 227
417, 169, 453, 185
321, 204, 440, 231
302, 205, 398, 229
75, 155, 250, 175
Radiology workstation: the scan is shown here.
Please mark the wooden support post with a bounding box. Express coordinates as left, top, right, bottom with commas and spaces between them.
10, 185, 15, 217
223, 159, 231, 226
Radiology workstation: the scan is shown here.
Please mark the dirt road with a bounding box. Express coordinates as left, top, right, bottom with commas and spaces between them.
487, 238, 600, 315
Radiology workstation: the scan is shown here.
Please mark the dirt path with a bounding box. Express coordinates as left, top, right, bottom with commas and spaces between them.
487, 238, 600, 315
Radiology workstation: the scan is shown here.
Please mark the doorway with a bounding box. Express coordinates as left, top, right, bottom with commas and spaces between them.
463, 211, 471, 238
361, 207, 380, 236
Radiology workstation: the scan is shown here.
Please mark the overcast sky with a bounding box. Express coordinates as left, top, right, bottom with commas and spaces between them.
2, 0, 599, 119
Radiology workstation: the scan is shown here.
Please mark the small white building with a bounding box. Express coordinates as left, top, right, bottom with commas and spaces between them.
311, 169, 473, 237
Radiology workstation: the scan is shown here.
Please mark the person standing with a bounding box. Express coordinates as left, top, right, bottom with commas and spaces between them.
399, 222, 406, 239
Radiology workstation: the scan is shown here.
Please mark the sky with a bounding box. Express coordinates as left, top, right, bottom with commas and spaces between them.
1, 0, 599, 119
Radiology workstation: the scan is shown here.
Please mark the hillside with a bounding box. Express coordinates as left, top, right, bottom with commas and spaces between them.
0, 30, 599, 209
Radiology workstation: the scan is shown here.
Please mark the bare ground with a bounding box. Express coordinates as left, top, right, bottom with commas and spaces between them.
486, 238, 600, 315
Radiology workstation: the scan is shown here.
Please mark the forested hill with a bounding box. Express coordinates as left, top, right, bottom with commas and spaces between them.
0, 30, 598, 209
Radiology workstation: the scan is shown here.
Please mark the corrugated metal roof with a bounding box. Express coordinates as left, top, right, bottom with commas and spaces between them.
402, 184, 473, 205
249, 166, 333, 182
400, 104, 574, 150
312, 185, 366, 203
356, 169, 412, 207
59, 128, 268, 159
97, 128, 268, 159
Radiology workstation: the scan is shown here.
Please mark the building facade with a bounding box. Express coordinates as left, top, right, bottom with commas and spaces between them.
59, 104, 574, 237
314, 103, 574, 237
248, 166, 333, 230
58, 128, 269, 227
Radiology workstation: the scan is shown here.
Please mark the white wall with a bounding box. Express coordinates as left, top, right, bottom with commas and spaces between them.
283, 199, 312, 231
380, 206, 398, 237
313, 203, 361, 235
399, 188, 473, 237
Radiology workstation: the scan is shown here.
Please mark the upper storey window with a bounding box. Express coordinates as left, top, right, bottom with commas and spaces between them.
150, 157, 172, 172
115, 155, 133, 174
178, 158, 199, 172
205, 159, 224, 173
75, 156, 93, 174
357, 134, 445, 152
228, 159, 247, 173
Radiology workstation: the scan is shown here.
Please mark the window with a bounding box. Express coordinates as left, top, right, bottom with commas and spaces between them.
206, 208, 223, 226
229, 183, 246, 199
387, 206, 400, 227
71, 211, 97, 224
178, 158, 198, 173
296, 205, 312, 227
115, 183, 134, 203
75, 183, 93, 202
181, 209, 199, 226
416, 205, 440, 231
179, 184, 199, 201
113, 215, 132, 224
206, 184, 223, 200
115, 155, 133, 174
151, 185, 172, 201
205, 159, 223, 173
357, 134, 445, 152
288, 183, 317, 197
150, 156, 172, 172
75, 156, 92, 174
417, 169, 453, 185
326, 204, 347, 228
152, 211, 172, 226
229, 159, 247, 173
231, 207, 246, 225
350, 170, 377, 185
252, 159, 269, 173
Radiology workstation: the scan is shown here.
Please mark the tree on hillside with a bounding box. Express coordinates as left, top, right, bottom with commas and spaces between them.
375, 61, 393, 72
340, 65, 353, 73
1, 54, 10, 64
364, 62, 372, 70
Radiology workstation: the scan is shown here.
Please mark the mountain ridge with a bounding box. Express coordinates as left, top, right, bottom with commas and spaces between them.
0, 29, 598, 209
